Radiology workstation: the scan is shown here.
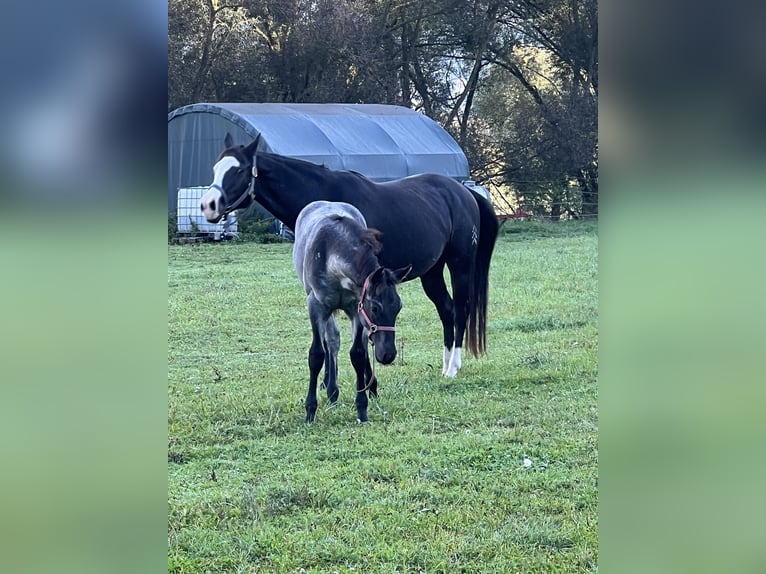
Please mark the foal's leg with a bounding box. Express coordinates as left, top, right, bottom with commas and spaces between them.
319, 322, 340, 397
420, 264, 456, 376
349, 318, 370, 423
305, 294, 326, 423
322, 316, 340, 404
364, 356, 378, 398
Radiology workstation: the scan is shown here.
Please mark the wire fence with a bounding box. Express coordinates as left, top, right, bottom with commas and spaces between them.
486, 185, 599, 221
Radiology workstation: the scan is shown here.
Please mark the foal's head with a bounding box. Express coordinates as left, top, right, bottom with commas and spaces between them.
200, 133, 260, 223
359, 265, 412, 364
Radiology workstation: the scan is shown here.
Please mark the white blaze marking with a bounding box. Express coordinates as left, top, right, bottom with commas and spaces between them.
200, 156, 240, 220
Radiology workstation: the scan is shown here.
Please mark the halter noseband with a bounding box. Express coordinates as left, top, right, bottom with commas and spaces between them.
358, 269, 396, 339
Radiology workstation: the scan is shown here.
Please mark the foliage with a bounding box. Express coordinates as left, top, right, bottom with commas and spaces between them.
168, 212, 177, 244
167, 0, 598, 218
235, 215, 284, 243
168, 221, 598, 572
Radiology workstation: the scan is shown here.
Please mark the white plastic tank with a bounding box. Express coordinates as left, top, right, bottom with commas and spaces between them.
176, 187, 238, 239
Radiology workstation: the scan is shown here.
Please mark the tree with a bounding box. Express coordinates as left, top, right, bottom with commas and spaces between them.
460, 0, 598, 218
168, 0, 598, 216
168, 0, 253, 109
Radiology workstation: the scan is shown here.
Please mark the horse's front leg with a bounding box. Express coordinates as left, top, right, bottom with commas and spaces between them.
364, 356, 378, 398
349, 319, 370, 423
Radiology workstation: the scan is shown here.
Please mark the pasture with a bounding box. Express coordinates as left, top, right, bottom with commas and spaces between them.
168, 221, 598, 573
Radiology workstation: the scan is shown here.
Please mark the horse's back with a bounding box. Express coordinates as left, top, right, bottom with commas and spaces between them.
293, 201, 366, 292
353, 174, 480, 277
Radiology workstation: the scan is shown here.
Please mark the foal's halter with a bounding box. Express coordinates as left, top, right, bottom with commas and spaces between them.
357, 269, 396, 395
214, 164, 259, 217
358, 270, 396, 339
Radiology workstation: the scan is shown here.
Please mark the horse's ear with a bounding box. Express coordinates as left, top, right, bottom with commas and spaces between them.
244, 134, 261, 157
224, 132, 234, 149
391, 264, 413, 284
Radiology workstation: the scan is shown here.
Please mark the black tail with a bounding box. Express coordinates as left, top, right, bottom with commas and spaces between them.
465, 192, 499, 357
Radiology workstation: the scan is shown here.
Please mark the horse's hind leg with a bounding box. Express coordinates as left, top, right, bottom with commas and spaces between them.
445, 258, 473, 377
305, 294, 326, 423
322, 316, 340, 404
319, 332, 338, 396
420, 264, 456, 376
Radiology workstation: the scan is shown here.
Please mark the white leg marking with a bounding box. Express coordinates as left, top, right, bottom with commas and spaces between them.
445, 347, 462, 378
443, 346, 451, 376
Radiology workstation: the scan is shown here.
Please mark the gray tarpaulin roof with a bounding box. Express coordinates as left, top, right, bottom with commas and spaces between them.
167, 103, 470, 212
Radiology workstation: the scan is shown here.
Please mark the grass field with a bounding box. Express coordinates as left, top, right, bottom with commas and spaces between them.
168, 220, 598, 573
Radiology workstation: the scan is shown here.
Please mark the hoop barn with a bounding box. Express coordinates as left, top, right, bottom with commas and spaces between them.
167, 102, 484, 219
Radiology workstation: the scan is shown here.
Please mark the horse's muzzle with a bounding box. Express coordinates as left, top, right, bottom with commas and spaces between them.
376, 348, 397, 365
200, 187, 224, 222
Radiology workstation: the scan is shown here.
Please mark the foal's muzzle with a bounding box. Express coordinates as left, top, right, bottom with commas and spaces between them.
376, 348, 397, 365
372, 336, 397, 364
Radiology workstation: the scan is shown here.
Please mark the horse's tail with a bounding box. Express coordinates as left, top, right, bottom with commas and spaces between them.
466, 191, 499, 357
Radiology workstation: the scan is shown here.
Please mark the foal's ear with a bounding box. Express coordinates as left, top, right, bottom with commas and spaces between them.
370, 267, 386, 284
244, 133, 261, 157
392, 264, 413, 284
224, 132, 234, 149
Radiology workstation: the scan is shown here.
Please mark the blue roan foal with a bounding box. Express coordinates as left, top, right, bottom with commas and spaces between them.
293, 201, 411, 423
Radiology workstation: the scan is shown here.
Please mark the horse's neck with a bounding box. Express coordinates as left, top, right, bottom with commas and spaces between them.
257, 155, 337, 228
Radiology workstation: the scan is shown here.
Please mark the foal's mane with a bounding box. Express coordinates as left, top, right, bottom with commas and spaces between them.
359, 228, 383, 255
330, 215, 382, 272
329, 215, 380, 249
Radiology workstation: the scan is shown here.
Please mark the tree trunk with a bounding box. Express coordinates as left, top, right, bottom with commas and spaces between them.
399, 22, 412, 107
191, 0, 216, 103
578, 167, 598, 216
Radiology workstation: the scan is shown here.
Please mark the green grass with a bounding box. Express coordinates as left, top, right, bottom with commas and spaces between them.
168, 220, 598, 573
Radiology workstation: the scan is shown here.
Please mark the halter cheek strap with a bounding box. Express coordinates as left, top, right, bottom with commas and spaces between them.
217, 166, 258, 217
358, 270, 396, 339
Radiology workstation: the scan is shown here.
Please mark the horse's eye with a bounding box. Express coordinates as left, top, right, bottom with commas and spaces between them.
370, 303, 381, 314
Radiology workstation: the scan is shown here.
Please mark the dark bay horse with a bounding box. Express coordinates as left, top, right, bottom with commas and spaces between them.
294, 201, 411, 423
201, 133, 498, 377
